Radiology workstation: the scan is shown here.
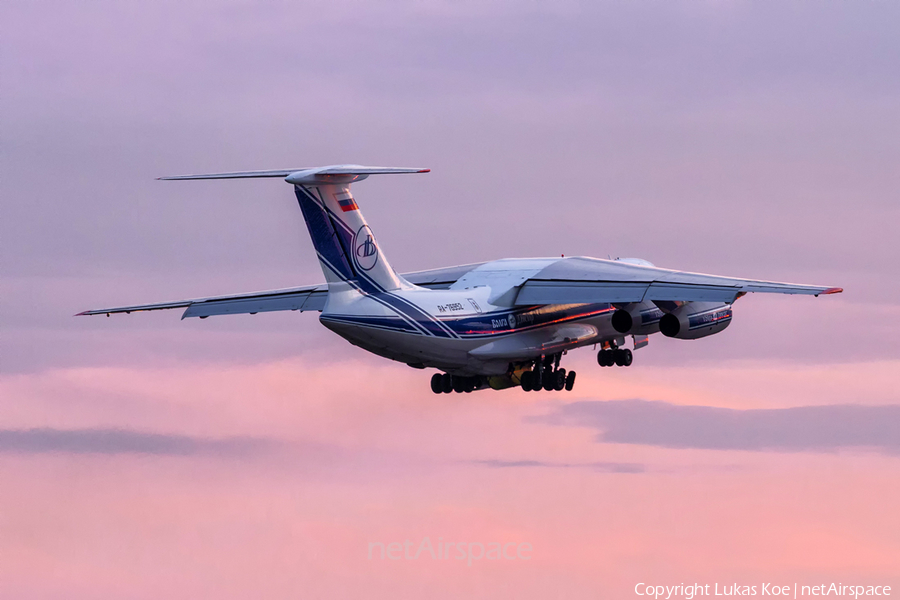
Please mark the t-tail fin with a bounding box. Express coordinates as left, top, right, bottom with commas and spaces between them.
293, 181, 408, 291
159, 165, 429, 292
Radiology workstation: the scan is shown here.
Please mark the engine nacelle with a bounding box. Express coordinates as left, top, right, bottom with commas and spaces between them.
611, 301, 664, 335
658, 302, 733, 340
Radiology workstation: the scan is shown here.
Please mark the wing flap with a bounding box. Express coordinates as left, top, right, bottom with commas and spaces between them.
643, 282, 741, 303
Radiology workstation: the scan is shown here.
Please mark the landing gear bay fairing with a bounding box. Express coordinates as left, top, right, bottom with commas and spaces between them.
79, 166, 842, 394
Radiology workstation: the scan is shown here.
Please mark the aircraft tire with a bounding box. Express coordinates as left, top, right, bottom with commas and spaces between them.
532, 370, 543, 391
598, 349, 613, 367
554, 368, 566, 391
521, 371, 533, 392
430, 373, 443, 394
463, 378, 475, 393
613, 349, 625, 366
565, 371, 576, 391
441, 373, 453, 394
543, 372, 555, 391
622, 349, 633, 366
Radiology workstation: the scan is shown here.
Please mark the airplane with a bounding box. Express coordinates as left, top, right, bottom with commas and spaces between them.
78, 165, 842, 394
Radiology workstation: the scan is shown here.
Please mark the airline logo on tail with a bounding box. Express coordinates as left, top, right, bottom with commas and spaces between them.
354, 225, 379, 271
335, 190, 358, 212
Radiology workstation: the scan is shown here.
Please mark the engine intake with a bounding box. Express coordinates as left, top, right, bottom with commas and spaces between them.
611, 302, 664, 335
659, 302, 733, 340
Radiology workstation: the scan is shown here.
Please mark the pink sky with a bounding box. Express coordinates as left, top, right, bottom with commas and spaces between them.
2, 356, 899, 598
2, 0, 899, 597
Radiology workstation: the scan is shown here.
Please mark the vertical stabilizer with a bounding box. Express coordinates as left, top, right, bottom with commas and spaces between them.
158, 165, 429, 293
293, 182, 404, 292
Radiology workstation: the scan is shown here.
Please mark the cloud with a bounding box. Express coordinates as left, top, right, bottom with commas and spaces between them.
471, 459, 645, 473
0, 428, 273, 457
533, 401, 900, 455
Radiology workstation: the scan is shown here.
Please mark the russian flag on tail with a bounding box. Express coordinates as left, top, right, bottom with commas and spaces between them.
335, 190, 358, 212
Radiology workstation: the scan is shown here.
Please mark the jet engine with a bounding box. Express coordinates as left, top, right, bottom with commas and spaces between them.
611, 301, 664, 335
658, 302, 733, 340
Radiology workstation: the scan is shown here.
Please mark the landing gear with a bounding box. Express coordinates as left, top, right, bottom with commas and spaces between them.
431, 373, 482, 394
431, 353, 580, 395
519, 354, 575, 392
553, 368, 567, 391
597, 347, 633, 367
521, 370, 534, 392
522, 368, 540, 392
542, 370, 555, 391
565, 370, 576, 391
598, 349, 615, 367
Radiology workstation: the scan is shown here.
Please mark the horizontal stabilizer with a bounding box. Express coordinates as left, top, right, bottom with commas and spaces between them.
159, 164, 429, 181
159, 169, 300, 180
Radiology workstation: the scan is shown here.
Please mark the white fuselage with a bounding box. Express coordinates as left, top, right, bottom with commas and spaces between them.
319, 258, 624, 376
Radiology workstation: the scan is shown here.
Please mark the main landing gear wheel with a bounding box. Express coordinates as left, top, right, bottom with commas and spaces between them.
597, 349, 614, 367
524, 370, 542, 393
598, 348, 633, 367
521, 367, 574, 391
554, 368, 567, 391
433, 374, 482, 394
543, 370, 556, 391
521, 371, 534, 391
613, 348, 633, 366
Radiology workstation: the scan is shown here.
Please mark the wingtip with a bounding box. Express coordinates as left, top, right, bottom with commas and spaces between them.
823, 287, 843, 295
418, 169, 431, 173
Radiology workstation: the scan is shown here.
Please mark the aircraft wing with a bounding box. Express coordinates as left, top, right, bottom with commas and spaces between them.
514, 257, 841, 305
77, 284, 329, 319
75, 263, 486, 319
401, 262, 486, 289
